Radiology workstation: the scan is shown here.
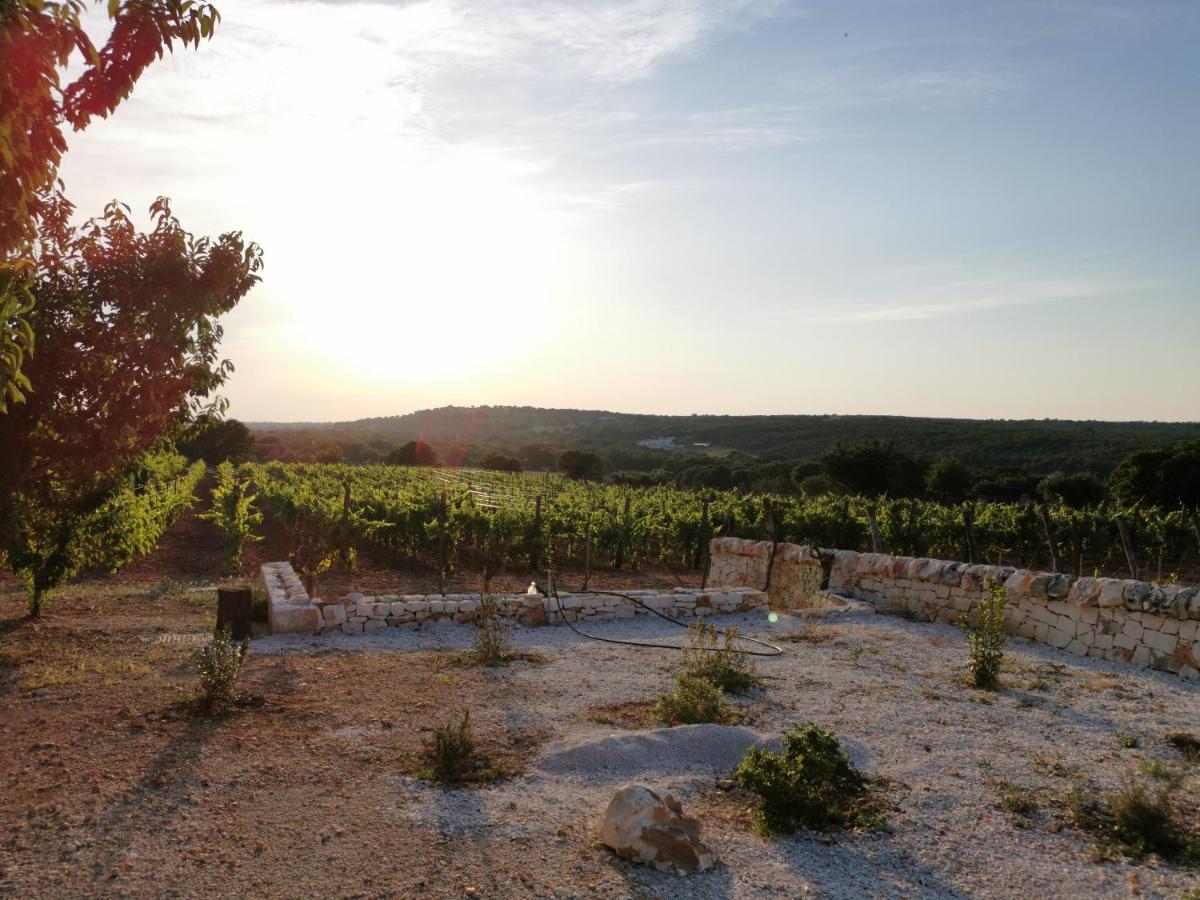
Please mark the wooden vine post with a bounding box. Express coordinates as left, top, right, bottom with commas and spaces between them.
582, 502, 593, 591
962, 502, 978, 564
530, 494, 543, 572
614, 494, 631, 569
865, 503, 882, 554
437, 490, 448, 596
1115, 515, 1138, 580
1038, 505, 1060, 573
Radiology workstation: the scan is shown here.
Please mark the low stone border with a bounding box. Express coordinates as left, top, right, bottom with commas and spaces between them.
260, 561, 768, 636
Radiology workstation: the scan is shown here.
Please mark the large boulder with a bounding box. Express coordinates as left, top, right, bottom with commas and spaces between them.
598, 785, 716, 875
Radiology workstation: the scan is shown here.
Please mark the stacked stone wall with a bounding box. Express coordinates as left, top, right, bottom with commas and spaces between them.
707, 538, 1200, 679
261, 562, 768, 637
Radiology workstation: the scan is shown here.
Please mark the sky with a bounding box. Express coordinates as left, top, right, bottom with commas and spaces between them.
60, 0, 1200, 423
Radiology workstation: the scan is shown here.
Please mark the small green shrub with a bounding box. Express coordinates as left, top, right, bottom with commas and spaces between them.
194, 627, 249, 711
733, 722, 878, 835
1137, 759, 1176, 783
1165, 732, 1200, 763
682, 621, 760, 695
1116, 732, 1140, 749
995, 780, 1038, 825
423, 710, 477, 785
655, 674, 729, 725
1069, 781, 1198, 864
473, 595, 509, 666
961, 580, 1008, 689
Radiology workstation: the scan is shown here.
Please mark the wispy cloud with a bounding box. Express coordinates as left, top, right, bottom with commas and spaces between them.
812, 271, 1154, 322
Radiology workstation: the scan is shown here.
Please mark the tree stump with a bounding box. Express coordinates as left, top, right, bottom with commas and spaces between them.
216, 587, 253, 640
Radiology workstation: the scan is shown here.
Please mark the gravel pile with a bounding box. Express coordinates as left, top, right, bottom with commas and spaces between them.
538, 724, 772, 779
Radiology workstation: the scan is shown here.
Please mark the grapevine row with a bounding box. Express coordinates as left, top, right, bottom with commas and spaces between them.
243, 462, 1200, 584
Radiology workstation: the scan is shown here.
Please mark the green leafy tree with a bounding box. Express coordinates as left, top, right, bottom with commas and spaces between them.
479, 452, 522, 473
1037, 470, 1105, 509
385, 440, 440, 466
926, 456, 974, 503
558, 449, 604, 481
0, 0, 222, 410
1109, 441, 1200, 508
822, 440, 926, 498
178, 417, 255, 464
0, 194, 261, 614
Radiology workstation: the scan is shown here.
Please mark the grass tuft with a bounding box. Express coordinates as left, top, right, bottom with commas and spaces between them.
655, 674, 730, 725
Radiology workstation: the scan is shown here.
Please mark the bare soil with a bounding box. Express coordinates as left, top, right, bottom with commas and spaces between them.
3, 505, 1199, 898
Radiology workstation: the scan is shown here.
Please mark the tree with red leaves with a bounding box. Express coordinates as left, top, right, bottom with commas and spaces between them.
1, 0, 221, 410
0, 192, 261, 614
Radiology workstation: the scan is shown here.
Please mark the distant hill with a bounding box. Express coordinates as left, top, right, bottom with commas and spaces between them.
248, 405, 1200, 473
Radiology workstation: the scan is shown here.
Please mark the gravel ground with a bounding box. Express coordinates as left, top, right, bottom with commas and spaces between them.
256, 608, 1200, 899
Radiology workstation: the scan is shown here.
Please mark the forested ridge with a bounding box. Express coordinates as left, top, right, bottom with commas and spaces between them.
250, 405, 1200, 473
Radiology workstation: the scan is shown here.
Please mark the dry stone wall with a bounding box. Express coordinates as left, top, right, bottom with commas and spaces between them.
261, 562, 322, 634
707, 537, 1200, 679
261, 561, 767, 637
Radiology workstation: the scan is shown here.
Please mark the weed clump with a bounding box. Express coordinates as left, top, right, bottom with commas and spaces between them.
1069, 780, 1198, 864
682, 621, 760, 695
473, 595, 509, 666
733, 722, 880, 835
422, 710, 479, 785
1116, 732, 1140, 749
994, 780, 1039, 826
194, 627, 248, 711
1165, 732, 1200, 764
655, 674, 729, 725
961, 580, 1008, 689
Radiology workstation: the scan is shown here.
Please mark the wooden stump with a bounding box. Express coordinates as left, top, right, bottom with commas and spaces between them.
216, 587, 253, 640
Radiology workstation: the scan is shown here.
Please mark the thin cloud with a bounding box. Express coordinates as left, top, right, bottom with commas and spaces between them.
812, 273, 1154, 322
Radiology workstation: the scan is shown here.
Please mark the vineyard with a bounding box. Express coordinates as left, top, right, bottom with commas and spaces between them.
8, 452, 205, 615
241, 462, 1200, 586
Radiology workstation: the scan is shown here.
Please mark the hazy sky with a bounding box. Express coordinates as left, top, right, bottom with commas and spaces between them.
61, 0, 1199, 422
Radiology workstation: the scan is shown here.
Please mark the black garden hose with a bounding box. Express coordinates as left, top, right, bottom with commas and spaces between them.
534, 584, 783, 657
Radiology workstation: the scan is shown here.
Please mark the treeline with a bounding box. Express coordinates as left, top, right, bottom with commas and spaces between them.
248, 405, 1200, 472
235, 420, 1200, 513
616, 440, 1200, 510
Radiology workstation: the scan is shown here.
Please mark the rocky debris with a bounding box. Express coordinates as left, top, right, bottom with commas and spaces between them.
597, 785, 716, 875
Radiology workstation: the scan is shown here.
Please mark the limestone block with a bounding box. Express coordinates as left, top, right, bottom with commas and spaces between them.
341, 621, 364, 635
1143, 630, 1177, 654
1096, 581, 1125, 608
269, 602, 320, 635
598, 785, 716, 876
364, 619, 386, 632
322, 605, 348, 626
1123, 582, 1152, 611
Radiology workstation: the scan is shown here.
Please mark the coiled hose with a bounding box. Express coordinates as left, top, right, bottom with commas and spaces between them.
535, 583, 783, 657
